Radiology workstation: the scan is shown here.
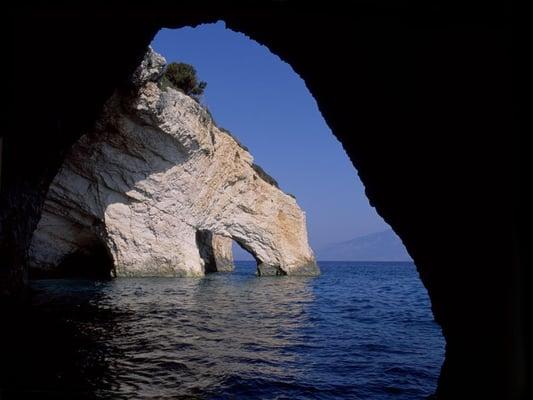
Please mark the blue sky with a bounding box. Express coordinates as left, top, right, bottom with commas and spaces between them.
151, 22, 389, 255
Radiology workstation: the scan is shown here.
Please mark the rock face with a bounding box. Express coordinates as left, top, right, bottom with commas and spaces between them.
28, 49, 318, 278
196, 230, 234, 273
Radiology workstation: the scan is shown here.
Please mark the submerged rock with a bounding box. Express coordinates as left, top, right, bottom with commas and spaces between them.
29, 48, 318, 277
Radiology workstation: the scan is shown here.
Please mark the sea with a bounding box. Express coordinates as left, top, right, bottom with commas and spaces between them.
0, 261, 445, 399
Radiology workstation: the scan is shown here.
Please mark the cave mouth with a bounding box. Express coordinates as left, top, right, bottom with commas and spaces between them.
31, 239, 115, 280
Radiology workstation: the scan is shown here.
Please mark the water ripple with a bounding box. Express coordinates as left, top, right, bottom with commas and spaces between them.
0, 262, 444, 399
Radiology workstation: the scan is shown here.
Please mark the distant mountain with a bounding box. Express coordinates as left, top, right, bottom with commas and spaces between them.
316, 229, 412, 261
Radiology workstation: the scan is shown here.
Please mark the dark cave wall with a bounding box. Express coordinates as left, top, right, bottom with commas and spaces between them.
1, 7, 159, 295
1, 2, 522, 398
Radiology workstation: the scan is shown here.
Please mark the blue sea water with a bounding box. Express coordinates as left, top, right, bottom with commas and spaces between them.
2, 262, 445, 399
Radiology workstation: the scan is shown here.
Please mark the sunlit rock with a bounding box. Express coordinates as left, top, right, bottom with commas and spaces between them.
29, 48, 318, 277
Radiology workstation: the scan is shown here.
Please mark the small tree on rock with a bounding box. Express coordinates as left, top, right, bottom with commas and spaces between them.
161, 62, 207, 101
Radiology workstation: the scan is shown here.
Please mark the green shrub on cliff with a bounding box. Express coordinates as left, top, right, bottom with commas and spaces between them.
160, 62, 207, 101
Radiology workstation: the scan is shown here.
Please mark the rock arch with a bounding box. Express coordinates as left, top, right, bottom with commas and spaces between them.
28, 49, 318, 278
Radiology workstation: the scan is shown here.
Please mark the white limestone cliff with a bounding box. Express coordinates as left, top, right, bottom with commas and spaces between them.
29, 48, 319, 277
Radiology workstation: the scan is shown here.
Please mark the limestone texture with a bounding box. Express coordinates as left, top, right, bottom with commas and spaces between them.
29, 48, 318, 277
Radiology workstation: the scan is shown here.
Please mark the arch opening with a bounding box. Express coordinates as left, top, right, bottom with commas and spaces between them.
230, 237, 287, 276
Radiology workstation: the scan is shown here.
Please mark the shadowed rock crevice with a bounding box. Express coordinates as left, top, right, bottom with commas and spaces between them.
53, 241, 114, 280
196, 230, 234, 273
30, 233, 114, 280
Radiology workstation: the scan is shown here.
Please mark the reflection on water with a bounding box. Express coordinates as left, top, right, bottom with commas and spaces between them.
0, 262, 444, 399
99, 274, 315, 398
